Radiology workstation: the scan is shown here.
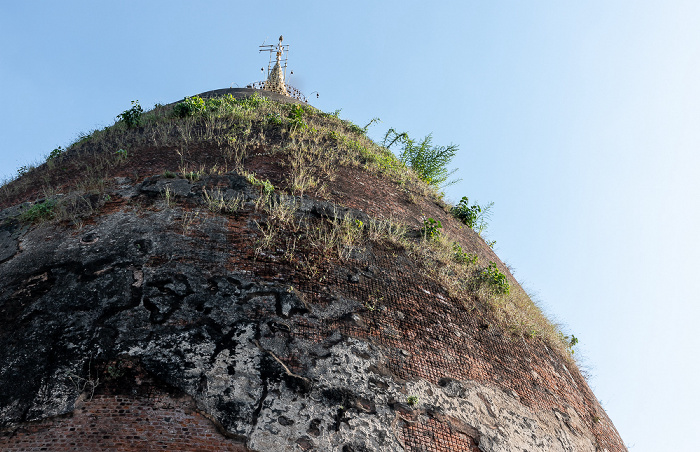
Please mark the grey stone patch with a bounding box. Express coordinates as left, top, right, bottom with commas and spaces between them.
112, 177, 141, 199
0, 220, 28, 263
245, 338, 404, 452
113, 176, 132, 188
404, 378, 597, 452
125, 323, 265, 437
297, 196, 371, 224
311, 295, 364, 320
240, 335, 598, 451
139, 176, 194, 197
0, 202, 32, 222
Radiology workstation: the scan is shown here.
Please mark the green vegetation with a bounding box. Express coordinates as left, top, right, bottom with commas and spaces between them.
19, 199, 56, 223
47, 146, 65, 162
287, 104, 308, 132
183, 170, 202, 182
172, 93, 275, 120
202, 187, 243, 214
266, 112, 283, 126
243, 171, 275, 196
477, 262, 510, 295
16, 166, 31, 178
383, 128, 460, 188
117, 100, 143, 129
421, 217, 443, 241
173, 96, 206, 118
452, 243, 478, 265
452, 196, 494, 235
326, 129, 405, 177
0, 91, 577, 361
560, 333, 579, 355
406, 395, 419, 406
115, 148, 128, 161
346, 117, 381, 136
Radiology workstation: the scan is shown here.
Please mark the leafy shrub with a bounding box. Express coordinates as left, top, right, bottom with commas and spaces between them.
452, 197, 494, 235
17, 165, 31, 177
20, 199, 56, 223
453, 243, 478, 265
383, 129, 459, 187
47, 146, 65, 162
452, 197, 480, 228
421, 217, 442, 240
173, 96, 206, 118
260, 179, 275, 195
266, 113, 283, 125
117, 101, 143, 129
244, 172, 275, 195
203, 96, 224, 111
560, 333, 579, 355
479, 262, 510, 294
238, 92, 269, 110
287, 104, 307, 132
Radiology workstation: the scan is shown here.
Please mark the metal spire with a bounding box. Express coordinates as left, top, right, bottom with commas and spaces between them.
247, 36, 307, 102
260, 36, 288, 95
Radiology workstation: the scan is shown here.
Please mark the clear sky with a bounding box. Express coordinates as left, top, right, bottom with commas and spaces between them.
2, 1, 699, 450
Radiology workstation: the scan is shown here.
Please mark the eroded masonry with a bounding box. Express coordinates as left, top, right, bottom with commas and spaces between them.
0, 65, 626, 451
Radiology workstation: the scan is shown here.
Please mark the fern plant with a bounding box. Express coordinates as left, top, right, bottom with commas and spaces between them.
383, 129, 460, 188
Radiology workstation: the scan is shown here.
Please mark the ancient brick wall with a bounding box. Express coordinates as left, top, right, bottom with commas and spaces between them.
0, 160, 627, 450
0, 390, 248, 452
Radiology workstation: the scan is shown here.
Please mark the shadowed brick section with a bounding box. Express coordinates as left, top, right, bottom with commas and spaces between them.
0, 391, 248, 452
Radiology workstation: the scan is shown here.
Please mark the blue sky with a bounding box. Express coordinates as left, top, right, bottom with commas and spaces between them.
2, 1, 699, 449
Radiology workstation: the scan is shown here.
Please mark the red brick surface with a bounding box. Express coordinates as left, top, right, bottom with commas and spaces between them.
0, 391, 248, 452
0, 180, 626, 451
401, 417, 480, 452
220, 222, 627, 451
0, 97, 627, 451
